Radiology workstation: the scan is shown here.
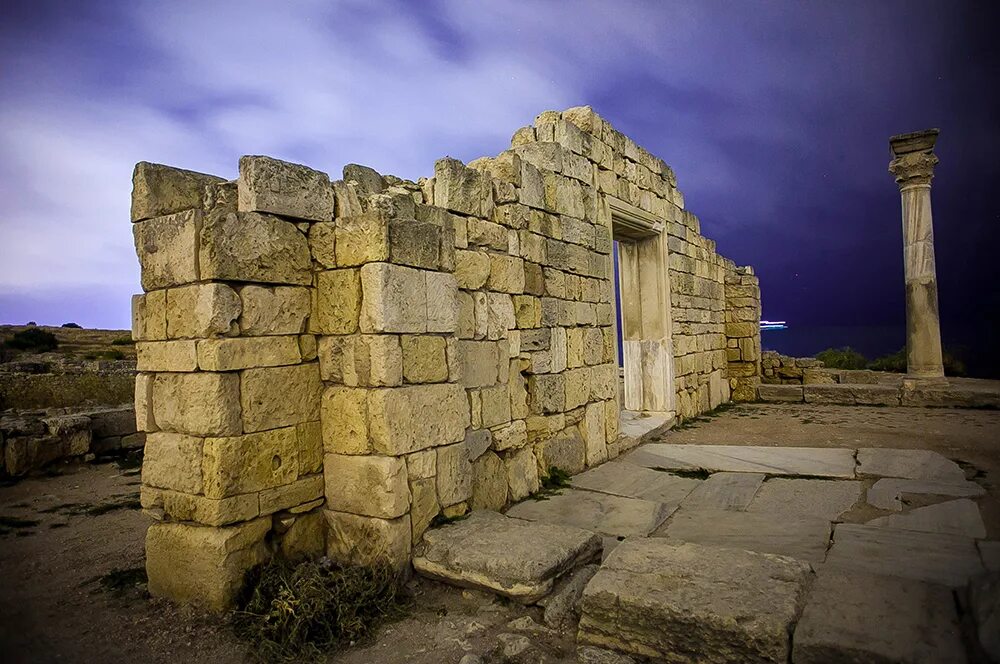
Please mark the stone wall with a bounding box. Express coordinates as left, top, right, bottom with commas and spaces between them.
724, 267, 762, 401
0, 358, 135, 410
760, 351, 881, 386
130, 105, 761, 609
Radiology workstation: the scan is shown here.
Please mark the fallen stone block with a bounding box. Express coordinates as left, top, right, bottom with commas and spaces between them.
505, 488, 673, 538
578, 539, 812, 663
412, 510, 601, 603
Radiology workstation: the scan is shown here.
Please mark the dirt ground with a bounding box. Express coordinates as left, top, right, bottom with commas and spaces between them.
1, 403, 997, 663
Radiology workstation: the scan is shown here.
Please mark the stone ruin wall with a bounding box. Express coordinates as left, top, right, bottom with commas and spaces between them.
129, 106, 761, 609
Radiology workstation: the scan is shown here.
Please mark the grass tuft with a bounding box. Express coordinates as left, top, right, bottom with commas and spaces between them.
232, 558, 409, 663
531, 466, 572, 500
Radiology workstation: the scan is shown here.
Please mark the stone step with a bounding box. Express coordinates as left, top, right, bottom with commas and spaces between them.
411, 510, 601, 603
757, 384, 804, 403
578, 538, 812, 663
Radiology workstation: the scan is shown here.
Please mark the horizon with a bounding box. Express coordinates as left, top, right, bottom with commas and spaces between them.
1, 1, 997, 371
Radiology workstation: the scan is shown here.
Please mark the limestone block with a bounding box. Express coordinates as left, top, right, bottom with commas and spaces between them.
152, 372, 241, 436
164, 283, 241, 339
486, 292, 516, 341
238, 285, 310, 335
467, 218, 508, 250
479, 385, 512, 428
240, 363, 321, 433
564, 367, 591, 410
131, 161, 224, 222
132, 291, 167, 341
471, 451, 509, 511
410, 477, 440, 543
136, 340, 198, 372
142, 486, 259, 527
202, 426, 298, 498
324, 453, 410, 518
312, 268, 361, 334
197, 336, 300, 371
133, 210, 201, 290
238, 155, 334, 222
299, 335, 318, 361
324, 510, 412, 569
590, 364, 617, 401
437, 442, 473, 507
389, 218, 440, 269
529, 373, 566, 414
505, 446, 541, 501
335, 212, 389, 266
135, 373, 157, 432
455, 250, 491, 290
141, 431, 204, 494
550, 326, 568, 373
406, 448, 437, 479
307, 221, 337, 268
491, 419, 527, 452
535, 430, 587, 476
580, 402, 608, 466
321, 386, 369, 454
364, 334, 404, 386
276, 509, 326, 562
426, 272, 458, 333
520, 160, 546, 209
360, 263, 427, 334
146, 517, 270, 611
295, 421, 322, 475
202, 214, 309, 287
487, 255, 526, 294
457, 292, 476, 339
343, 163, 386, 196
368, 383, 469, 455
433, 158, 490, 217
259, 475, 324, 515
458, 340, 502, 388
402, 335, 448, 383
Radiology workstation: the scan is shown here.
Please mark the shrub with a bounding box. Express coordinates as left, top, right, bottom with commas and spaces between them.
5, 328, 58, 353
100, 349, 126, 360
233, 558, 408, 663
868, 348, 906, 373
61, 322, 82, 328
815, 346, 868, 370
111, 336, 135, 346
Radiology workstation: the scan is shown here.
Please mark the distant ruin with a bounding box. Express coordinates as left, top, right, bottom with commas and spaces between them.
129, 106, 762, 608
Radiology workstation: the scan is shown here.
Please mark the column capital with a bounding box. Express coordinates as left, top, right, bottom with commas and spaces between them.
888, 129, 939, 187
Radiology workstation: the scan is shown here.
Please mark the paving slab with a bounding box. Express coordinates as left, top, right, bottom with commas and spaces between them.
412, 510, 601, 603
679, 472, 764, 510
866, 477, 986, 511
825, 523, 985, 587
866, 499, 987, 538
506, 488, 673, 538
655, 508, 832, 563
623, 443, 857, 478
856, 448, 966, 482
748, 478, 862, 521
570, 461, 701, 505
578, 538, 812, 663
792, 568, 966, 664
979, 541, 1000, 571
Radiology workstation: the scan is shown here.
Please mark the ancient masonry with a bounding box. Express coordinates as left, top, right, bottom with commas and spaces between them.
129, 106, 761, 608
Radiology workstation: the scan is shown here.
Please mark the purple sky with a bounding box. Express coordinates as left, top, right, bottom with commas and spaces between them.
1, 1, 996, 367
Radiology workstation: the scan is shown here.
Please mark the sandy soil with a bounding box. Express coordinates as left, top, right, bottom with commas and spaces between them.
1, 403, 997, 663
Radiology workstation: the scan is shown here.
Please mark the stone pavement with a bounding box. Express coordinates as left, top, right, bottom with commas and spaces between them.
418, 438, 998, 662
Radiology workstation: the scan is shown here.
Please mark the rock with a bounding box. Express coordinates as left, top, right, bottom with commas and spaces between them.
458, 655, 484, 664
495, 633, 533, 663
412, 510, 601, 603
541, 564, 598, 629
625, 443, 856, 478
238, 155, 334, 222
506, 488, 673, 538
866, 498, 986, 538
748, 478, 862, 520
656, 508, 832, 563
324, 510, 411, 569
679, 472, 764, 511
200, 211, 312, 285
570, 460, 701, 504
505, 615, 556, 636
856, 448, 967, 482
504, 446, 540, 501
343, 163, 385, 196
131, 161, 223, 222
576, 646, 635, 664
792, 568, 966, 664
866, 477, 985, 511
826, 523, 984, 587
578, 539, 812, 663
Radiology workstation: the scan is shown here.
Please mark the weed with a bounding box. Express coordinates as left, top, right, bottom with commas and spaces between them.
429, 512, 469, 528
92, 567, 148, 595
531, 466, 572, 500
652, 467, 711, 480
115, 451, 143, 471
233, 558, 408, 663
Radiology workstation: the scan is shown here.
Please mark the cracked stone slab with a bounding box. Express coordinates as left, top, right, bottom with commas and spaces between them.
748, 478, 862, 521
570, 461, 701, 505
856, 448, 966, 482
792, 568, 966, 664
412, 510, 601, 603
679, 472, 764, 510
623, 444, 856, 478
578, 538, 812, 663
826, 523, 984, 587
867, 477, 986, 511
655, 508, 832, 563
506, 488, 674, 538
866, 499, 986, 538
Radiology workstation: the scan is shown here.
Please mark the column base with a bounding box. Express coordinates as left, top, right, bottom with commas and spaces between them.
903, 375, 948, 389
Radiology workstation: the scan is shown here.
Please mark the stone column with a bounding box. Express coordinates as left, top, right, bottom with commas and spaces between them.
888, 129, 945, 381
